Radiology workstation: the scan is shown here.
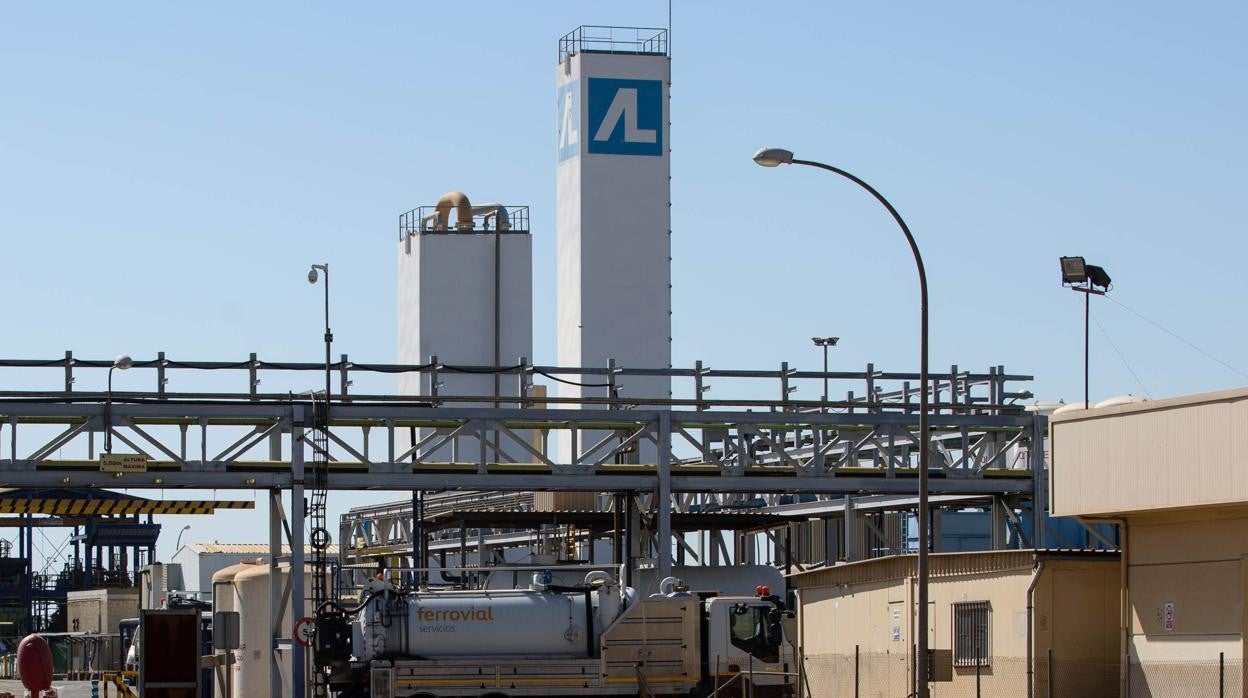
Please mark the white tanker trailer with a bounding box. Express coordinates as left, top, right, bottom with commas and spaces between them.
315, 571, 797, 698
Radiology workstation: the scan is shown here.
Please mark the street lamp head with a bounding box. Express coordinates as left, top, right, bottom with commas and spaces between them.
811, 336, 840, 347
753, 147, 795, 167
113, 355, 134, 370
1059, 256, 1087, 285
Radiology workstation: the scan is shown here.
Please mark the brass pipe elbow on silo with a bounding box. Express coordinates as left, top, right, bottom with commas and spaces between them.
434, 191, 475, 231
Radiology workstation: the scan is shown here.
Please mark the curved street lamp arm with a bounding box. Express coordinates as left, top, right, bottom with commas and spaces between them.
790, 159, 927, 298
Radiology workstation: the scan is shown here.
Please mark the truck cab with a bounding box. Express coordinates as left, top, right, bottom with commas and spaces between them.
703, 595, 795, 697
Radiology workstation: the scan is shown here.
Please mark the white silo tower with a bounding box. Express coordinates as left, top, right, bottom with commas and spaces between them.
397, 192, 533, 460
555, 27, 673, 461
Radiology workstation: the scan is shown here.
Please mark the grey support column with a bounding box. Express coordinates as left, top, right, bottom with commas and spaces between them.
656, 411, 673, 579
290, 421, 306, 698
1032, 414, 1048, 548
991, 496, 1009, 550
843, 496, 859, 562
824, 517, 839, 564
269, 488, 284, 698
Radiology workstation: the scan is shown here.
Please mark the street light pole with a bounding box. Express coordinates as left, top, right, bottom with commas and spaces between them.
811, 337, 840, 410
105, 354, 134, 454
756, 148, 931, 697
175, 525, 191, 552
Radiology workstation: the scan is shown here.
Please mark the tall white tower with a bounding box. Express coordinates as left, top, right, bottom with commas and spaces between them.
556, 27, 672, 438
397, 192, 533, 460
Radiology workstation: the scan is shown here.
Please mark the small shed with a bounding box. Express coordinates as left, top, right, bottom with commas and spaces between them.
791, 549, 1119, 697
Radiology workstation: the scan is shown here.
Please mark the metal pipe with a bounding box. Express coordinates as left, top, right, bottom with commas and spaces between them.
431, 191, 474, 230
1026, 559, 1046, 698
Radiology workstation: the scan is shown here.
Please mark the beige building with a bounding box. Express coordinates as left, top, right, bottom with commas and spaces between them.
1052, 387, 1248, 696
66, 587, 140, 634
63, 588, 141, 675
792, 549, 1119, 697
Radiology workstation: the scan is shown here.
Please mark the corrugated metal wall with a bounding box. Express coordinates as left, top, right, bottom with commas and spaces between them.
1051, 388, 1248, 516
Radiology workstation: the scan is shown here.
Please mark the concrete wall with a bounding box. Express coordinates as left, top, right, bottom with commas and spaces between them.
793, 552, 1118, 697
1051, 387, 1248, 516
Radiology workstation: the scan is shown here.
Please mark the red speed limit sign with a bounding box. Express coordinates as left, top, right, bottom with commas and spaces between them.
294, 616, 316, 647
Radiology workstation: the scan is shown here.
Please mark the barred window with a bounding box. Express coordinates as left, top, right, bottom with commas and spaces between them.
952, 601, 991, 667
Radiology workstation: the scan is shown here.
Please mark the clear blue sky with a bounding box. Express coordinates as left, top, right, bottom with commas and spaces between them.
2, 2, 1245, 567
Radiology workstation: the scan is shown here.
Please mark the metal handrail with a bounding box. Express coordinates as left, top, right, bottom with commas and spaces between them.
0, 353, 1033, 416
558, 26, 668, 62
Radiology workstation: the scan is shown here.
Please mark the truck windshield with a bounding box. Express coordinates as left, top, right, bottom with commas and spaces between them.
729, 605, 780, 663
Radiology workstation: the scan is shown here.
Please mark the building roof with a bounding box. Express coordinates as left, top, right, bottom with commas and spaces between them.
1050, 385, 1248, 424
182, 543, 340, 555
789, 549, 1119, 589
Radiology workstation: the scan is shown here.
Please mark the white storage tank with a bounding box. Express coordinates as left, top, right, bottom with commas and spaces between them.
1094, 395, 1149, 409
211, 560, 262, 696
354, 574, 631, 660
234, 564, 316, 698
1052, 401, 1091, 416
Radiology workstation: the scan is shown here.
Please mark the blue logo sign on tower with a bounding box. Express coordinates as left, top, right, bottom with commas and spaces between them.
556, 82, 580, 162
586, 78, 663, 157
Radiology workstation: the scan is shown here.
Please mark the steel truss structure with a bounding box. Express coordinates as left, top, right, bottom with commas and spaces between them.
0, 355, 1043, 698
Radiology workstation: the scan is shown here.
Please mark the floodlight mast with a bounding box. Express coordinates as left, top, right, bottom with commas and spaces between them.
1059, 257, 1112, 407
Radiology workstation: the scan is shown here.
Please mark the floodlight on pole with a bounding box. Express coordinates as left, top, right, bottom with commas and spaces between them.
756, 147, 933, 698
1059, 257, 1112, 407
105, 354, 133, 454
1059, 256, 1087, 285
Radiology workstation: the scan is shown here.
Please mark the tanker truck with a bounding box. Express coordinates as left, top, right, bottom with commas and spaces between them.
314, 571, 796, 697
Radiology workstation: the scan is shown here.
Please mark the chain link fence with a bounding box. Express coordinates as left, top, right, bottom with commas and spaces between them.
1127, 656, 1242, 697
801, 652, 1129, 697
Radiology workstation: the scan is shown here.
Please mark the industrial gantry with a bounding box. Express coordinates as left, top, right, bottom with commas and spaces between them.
0, 354, 1043, 698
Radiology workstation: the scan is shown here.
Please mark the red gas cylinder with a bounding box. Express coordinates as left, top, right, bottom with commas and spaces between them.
16, 634, 53, 692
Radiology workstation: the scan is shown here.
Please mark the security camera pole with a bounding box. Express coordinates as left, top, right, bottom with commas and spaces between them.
308, 264, 332, 419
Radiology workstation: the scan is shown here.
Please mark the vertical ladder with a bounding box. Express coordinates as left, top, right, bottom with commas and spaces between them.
309, 394, 331, 698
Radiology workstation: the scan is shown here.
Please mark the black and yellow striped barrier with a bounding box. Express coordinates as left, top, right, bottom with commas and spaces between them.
0, 498, 255, 516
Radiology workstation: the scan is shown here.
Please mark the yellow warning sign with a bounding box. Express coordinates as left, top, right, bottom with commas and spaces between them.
100, 454, 149, 473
